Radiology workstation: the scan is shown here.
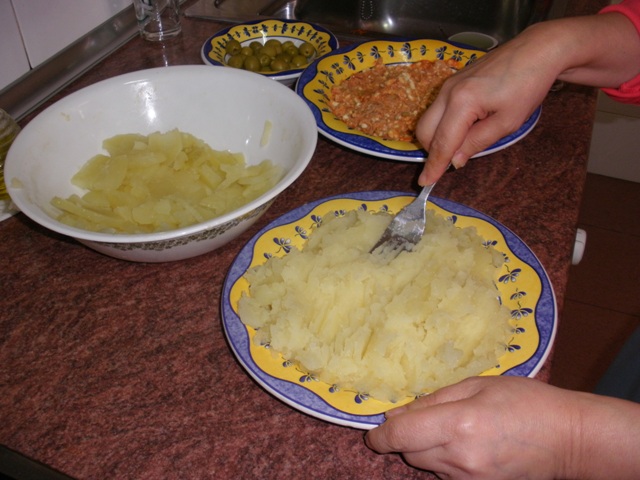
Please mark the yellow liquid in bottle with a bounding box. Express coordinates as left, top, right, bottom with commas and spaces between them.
0, 109, 20, 201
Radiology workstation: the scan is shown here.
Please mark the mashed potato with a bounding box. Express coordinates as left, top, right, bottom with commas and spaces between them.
238, 208, 511, 402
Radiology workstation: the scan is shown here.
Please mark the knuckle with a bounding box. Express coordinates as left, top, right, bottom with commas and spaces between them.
381, 422, 411, 451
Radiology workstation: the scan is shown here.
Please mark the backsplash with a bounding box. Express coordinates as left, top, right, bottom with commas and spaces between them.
0, 0, 130, 91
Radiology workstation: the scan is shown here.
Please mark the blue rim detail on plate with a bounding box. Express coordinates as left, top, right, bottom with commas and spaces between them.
295, 41, 542, 161
221, 191, 557, 429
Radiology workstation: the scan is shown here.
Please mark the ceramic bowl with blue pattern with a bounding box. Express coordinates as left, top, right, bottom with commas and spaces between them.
202, 19, 339, 87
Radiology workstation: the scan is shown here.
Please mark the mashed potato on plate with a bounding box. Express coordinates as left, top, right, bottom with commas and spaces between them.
238, 208, 511, 402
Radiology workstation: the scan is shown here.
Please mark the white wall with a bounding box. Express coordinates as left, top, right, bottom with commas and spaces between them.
0, 0, 131, 91
0, 1, 30, 90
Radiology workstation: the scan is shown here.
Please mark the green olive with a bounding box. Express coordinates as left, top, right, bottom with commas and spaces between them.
227, 54, 245, 69
270, 59, 288, 71
240, 46, 254, 56
225, 39, 242, 56
243, 55, 261, 72
298, 42, 315, 58
276, 52, 292, 64
290, 54, 308, 68
264, 39, 283, 55
225, 36, 316, 74
285, 46, 299, 57
257, 54, 272, 67
260, 45, 277, 58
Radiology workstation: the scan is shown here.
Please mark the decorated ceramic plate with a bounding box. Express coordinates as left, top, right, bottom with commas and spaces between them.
221, 191, 556, 429
201, 19, 339, 87
296, 40, 541, 161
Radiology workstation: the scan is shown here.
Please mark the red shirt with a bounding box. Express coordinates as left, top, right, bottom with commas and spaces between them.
600, 0, 640, 104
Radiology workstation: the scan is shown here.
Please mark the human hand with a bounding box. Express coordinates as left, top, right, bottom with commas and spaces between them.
365, 376, 577, 479
416, 33, 558, 186
416, 12, 640, 186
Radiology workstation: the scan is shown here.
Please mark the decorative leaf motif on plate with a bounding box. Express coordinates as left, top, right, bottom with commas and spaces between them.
511, 304, 534, 320
400, 42, 413, 59
355, 393, 370, 404
510, 290, 527, 301
499, 266, 521, 284
342, 55, 357, 71
310, 214, 323, 228
294, 225, 309, 240
273, 237, 292, 254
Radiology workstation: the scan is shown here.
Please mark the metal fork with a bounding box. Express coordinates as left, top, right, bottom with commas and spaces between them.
369, 183, 436, 257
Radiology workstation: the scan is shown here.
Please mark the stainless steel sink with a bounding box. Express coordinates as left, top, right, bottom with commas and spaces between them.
186, 0, 568, 44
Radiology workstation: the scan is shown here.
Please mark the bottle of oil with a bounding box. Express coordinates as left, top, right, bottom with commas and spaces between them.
0, 108, 20, 202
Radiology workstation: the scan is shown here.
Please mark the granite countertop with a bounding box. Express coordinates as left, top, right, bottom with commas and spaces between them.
1, 1, 605, 478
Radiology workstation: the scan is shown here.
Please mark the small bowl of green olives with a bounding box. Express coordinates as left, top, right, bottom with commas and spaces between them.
201, 19, 339, 87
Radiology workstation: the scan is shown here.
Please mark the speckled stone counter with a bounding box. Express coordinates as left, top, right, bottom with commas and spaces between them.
1, 1, 607, 478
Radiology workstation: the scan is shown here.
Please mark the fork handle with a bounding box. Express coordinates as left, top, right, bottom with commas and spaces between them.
417, 183, 435, 203
401, 182, 436, 220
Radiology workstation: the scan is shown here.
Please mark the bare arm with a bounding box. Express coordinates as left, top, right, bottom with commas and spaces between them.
365, 376, 640, 479
417, 12, 640, 186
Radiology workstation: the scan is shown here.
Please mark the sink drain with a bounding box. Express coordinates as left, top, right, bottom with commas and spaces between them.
360, 0, 374, 20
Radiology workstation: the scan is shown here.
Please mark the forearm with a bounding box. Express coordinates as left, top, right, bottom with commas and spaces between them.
567, 392, 640, 479
521, 13, 640, 89
416, 9, 640, 185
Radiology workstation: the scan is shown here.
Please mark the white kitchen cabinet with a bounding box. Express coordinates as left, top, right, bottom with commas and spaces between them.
588, 91, 640, 183
587, 0, 640, 183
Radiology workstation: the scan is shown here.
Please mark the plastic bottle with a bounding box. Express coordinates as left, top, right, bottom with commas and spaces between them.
0, 109, 20, 201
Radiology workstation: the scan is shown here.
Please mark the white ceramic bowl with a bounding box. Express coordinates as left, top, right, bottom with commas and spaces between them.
201, 19, 339, 87
5, 65, 318, 262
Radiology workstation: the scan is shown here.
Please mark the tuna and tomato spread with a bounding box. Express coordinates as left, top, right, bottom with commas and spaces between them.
329, 59, 455, 142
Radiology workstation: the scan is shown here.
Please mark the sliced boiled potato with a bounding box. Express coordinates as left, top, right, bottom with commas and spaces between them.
51, 129, 283, 234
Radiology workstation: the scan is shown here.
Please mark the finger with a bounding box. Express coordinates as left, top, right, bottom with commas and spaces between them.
415, 92, 446, 152
367, 378, 489, 454
386, 377, 486, 419
415, 52, 494, 153
418, 158, 452, 187
415, 102, 454, 186
417, 96, 487, 186
419, 105, 534, 186
414, 94, 450, 186
452, 110, 531, 162
365, 400, 460, 454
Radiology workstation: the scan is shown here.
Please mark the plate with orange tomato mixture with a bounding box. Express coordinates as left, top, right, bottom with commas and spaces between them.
296, 39, 541, 161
